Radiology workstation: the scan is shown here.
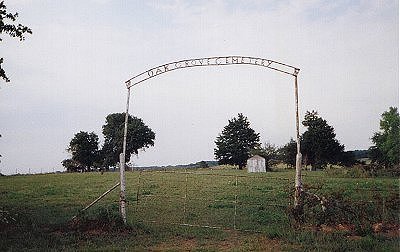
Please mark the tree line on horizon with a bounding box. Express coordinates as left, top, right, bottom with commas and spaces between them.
63, 107, 399, 174
214, 111, 351, 171
214, 107, 399, 172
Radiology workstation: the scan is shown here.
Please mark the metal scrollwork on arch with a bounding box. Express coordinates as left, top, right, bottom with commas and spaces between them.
125, 56, 300, 88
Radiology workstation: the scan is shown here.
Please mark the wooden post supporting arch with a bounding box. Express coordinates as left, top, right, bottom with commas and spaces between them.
121, 56, 302, 223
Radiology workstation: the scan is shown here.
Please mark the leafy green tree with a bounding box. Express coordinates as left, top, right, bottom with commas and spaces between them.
301, 111, 344, 170
214, 113, 260, 169
368, 145, 384, 165
279, 138, 297, 168
1, 1, 32, 82
101, 113, 155, 168
370, 107, 400, 168
65, 131, 100, 172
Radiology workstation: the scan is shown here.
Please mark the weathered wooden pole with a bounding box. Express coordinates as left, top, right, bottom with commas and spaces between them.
294, 74, 303, 207
120, 87, 131, 224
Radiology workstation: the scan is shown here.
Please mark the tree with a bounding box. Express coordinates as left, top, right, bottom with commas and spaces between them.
101, 113, 155, 168
370, 107, 400, 168
65, 131, 100, 172
301, 111, 344, 170
279, 138, 297, 168
339, 151, 356, 167
61, 158, 83, 173
1, 1, 32, 82
214, 113, 260, 169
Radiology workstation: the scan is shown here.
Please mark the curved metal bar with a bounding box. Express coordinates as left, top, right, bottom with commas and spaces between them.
125, 56, 300, 88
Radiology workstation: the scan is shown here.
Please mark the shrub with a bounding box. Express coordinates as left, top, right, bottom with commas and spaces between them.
290, 189, 399, 234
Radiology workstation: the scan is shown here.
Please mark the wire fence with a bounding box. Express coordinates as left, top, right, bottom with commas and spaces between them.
0, 167, 65, 176
124, 170, 399, 232
128, 169, 292, 232
3, 168, 397, 232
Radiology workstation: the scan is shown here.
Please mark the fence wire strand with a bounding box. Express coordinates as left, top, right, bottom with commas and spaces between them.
131, 170, 291, 232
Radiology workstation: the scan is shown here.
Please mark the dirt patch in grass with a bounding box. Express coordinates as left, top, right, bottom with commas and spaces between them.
372, 223, 399, 238
319, 224, 355, 233
151, 238, 198, 251
149, 230, 282, 251
316, 222, 399, 239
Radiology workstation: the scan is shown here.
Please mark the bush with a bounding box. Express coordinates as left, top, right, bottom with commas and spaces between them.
290, 189, 400, 234
346, 165, 370, 178
325, 165, 370, 178
375, 164, 400, 177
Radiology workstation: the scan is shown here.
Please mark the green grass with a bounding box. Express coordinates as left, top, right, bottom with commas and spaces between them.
0, 167, 398, 251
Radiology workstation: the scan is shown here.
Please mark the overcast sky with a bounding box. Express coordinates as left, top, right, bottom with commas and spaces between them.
0, 0, 398, 174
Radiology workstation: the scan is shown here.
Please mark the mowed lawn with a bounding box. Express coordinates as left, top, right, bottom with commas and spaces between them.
0, 166, 398, 251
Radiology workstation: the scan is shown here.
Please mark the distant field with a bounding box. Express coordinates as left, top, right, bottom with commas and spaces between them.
0, 166, 398, 251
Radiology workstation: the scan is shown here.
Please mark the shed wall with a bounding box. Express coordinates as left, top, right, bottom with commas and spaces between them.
247, 156, 266, 173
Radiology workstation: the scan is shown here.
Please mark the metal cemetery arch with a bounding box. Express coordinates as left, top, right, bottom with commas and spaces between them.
120, 56, 303, 223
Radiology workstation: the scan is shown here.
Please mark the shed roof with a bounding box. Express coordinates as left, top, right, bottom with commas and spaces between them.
248, 155, 265, 160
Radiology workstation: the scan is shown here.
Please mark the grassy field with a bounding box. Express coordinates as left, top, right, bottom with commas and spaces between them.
0, 166, 398, 251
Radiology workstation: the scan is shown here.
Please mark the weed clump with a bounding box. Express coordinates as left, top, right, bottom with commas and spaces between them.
0, 210, 17, 229
69, 206, 129, 233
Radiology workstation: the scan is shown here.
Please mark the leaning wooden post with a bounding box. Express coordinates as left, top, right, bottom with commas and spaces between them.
71, 182, 120, 221
294, 74, 303, 207
120, 86, 131, 224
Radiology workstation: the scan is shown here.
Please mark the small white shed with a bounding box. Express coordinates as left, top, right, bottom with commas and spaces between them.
247, 155, 266, 173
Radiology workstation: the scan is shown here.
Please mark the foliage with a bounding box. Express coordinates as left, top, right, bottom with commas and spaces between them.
370, 107, 400, 168
64, 131, 100, 172
250, 142, 278, 170
368, 146, 384, 166
214, 113, 260, 169
61, 158, 83, 173
293, 189, 399, 232
102, 113, 155, 168
279, 138, 297, 168
301, 111, 345, 170
325, 165, 371, 178
0, 1, 32, 82
197, 160, 209, 168
339, 151, 356, 167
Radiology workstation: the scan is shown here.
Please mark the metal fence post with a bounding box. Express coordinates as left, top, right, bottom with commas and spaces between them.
120, 87, 131, 224
294, 74, 303, 207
